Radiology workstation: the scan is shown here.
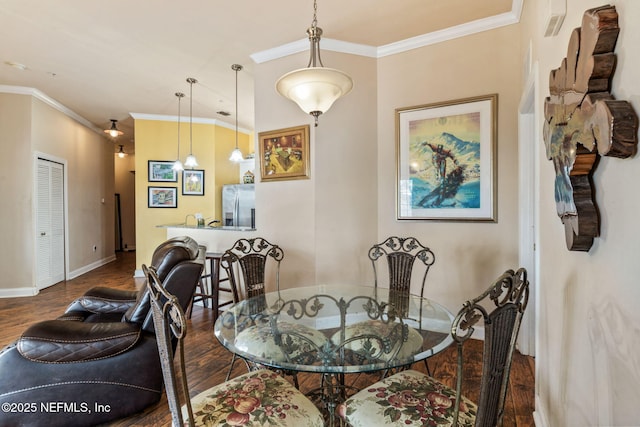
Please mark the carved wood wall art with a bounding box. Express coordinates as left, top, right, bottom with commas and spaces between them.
543, 5, 638, 251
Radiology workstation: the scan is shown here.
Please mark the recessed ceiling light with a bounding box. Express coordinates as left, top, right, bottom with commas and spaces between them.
5, 61, 27, 71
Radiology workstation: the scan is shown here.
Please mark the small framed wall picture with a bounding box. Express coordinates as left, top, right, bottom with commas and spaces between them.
148, 186, 177, 208
148, 160, 178, 182
182, 170, 204, 195
258, 125, 310, 182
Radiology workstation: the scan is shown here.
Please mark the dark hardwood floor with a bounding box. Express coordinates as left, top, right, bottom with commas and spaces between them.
0, 251, 535, 426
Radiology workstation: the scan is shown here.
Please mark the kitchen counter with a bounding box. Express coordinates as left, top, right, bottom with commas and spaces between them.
159, 224, 258, 253
156, 223, 256, 231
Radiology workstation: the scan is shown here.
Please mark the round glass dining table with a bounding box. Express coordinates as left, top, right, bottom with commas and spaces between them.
214, 284, 454, 375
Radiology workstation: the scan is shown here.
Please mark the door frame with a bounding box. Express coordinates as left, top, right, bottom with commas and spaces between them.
34, 152, 69, 289
517, 61, 540, 357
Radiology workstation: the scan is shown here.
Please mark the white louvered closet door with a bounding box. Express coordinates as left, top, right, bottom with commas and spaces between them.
36, 158, 65, 289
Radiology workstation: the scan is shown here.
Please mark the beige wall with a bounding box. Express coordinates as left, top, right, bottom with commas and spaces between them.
522, 0, 640, 425
251, 22, 522, 303
0, 93, 33, 288
0, 91, 115, 293
254, 51, 378, 287
31, 99, 116, 272
376, 24, 522, 311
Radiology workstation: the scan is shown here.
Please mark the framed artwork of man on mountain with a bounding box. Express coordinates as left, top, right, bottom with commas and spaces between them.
396, 94, 497, 221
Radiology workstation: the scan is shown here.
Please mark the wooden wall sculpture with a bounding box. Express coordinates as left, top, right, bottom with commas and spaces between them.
543, 5, 638, 251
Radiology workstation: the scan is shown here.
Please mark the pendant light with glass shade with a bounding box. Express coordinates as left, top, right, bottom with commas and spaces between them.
184, 77, 198, 168
172, 92, 185, 172
229, 64, 244, 162
275, 0, 353, 126
117, 145, 126, 158
104, 119, 123, 137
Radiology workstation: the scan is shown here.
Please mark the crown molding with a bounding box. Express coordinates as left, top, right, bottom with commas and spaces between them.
0, 85, 103, 134
250, 38, 376, 63
251, 0, 522, 63
129, 112, 251, 135
378, 10, 520, 57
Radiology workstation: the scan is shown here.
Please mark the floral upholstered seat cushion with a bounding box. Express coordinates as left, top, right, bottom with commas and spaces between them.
331, 320, 423, 363
185, 369, 323, 426
234, 322, 328, 363
338, 369, 477, 427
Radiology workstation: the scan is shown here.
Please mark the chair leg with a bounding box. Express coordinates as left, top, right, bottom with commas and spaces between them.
424, 358, 431, 376
186, 299, 194, 319
292, 372, 300, 389
188, 275, 210, 319
225, 353, 238, 381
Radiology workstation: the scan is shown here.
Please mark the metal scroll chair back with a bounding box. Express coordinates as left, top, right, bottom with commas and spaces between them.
144, 264, 194, 427
337, 268, 529, 427
452, 268, 529, 427
369, 236, 435, 302
221, 237, 284, 303
221, 237, 284, 379
271, 294, 409, 368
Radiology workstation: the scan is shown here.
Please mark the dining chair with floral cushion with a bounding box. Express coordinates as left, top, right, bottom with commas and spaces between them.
364, 236, 436, 374
145, 265, 324, 427
369, 236, 435, 302
220, 237, 288, 381
338, 268, 529, 427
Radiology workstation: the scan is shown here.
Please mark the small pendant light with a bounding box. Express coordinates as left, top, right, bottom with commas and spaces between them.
275, 0, 353, 126
184, 77, 198, 168
172, 92, 185, 172
104, 119, 123, 137
229, 64, 244, 162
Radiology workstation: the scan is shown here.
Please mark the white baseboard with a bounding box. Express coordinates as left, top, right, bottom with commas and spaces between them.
533, 395, 550, 427
0, 287, 39, 298
0, 256, 117, 298
68, 254, 117, 280
134, 269, 145, 278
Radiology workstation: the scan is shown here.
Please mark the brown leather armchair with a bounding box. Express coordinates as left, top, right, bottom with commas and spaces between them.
0, 236, 205, 427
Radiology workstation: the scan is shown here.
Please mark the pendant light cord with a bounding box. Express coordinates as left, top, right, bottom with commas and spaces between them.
235, 66, 238, 150
188, 79, 194, 155
231, 64, 243, 152
311, 0, 318, 28
175, 92, 184, 158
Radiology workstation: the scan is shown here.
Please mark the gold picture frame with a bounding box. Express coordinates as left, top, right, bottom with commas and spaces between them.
258, 125, 310, 181
396, 94, 497, 221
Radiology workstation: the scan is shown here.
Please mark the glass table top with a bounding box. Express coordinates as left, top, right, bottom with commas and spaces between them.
214, 284, 454, 374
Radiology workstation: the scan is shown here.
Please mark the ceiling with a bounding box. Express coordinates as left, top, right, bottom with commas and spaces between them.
0, 0, 516, 154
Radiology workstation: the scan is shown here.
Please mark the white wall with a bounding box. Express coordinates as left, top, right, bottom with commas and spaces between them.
522, 0, 640, 425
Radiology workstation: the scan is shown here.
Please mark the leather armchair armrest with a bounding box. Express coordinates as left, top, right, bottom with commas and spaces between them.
65, 286, 139, 315
17, 320, 141, 363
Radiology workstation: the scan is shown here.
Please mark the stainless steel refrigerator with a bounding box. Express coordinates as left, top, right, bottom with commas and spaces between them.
222, 184, 255, 228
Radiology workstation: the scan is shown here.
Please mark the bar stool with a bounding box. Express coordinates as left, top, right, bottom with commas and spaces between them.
188, 252, 238, 322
